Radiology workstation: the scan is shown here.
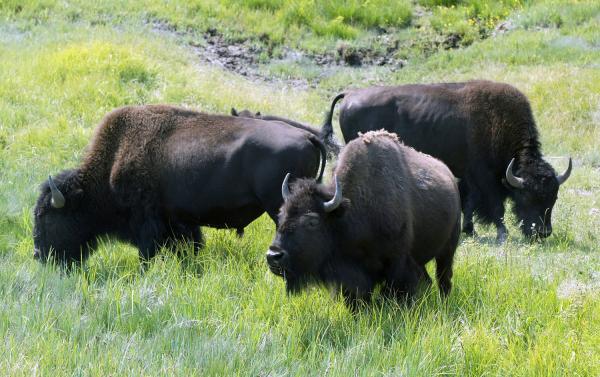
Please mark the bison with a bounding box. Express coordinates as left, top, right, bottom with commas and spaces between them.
266, 130, 461, 308
33, 105, 326, 265
321, 81, 572, 243
231, 107, 340, 155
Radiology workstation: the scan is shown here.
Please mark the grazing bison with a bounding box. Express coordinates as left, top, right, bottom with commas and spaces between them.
321, 81, 572, 242
231, 107, 340, 155
33, 105, 326, 265
266, 130, 461, 308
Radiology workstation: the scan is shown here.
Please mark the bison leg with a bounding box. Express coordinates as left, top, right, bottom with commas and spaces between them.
493, 209, 508, 244
436, 221, 459, 296
383, 255, 421, 302
130, 209, 169, 261
166, 223, 204, 256
136, 228, 162, 261
330, 263, 374, 310
467, 172, 508, 243
342, 288, 372, 312
459, 179, 477, 236
461, 200, 476, 236
496, 225, 508, 244
192, 227, 204, 253
435, 254, 454, 297
417, 265, 433, 288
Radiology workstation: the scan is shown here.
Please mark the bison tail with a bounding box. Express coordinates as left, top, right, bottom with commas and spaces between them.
320, 93, 345, 157
309, 135, 328, 183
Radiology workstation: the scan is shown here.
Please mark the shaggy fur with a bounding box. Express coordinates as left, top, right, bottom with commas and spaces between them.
266, 131, 461, 309
320, 80, 571, 242
33, 105, 326, 264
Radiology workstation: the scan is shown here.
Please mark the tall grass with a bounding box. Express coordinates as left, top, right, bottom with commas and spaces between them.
0, 1, 599, 375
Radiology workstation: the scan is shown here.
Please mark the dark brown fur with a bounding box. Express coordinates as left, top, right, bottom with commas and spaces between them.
321, 80, 571, 242
266, 130, 461, 308
33, 105, 326, 264
231, 107, 340, 156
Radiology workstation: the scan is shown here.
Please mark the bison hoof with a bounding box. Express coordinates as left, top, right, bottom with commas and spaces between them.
495, 232, 508, 245
462, 223, 475, 237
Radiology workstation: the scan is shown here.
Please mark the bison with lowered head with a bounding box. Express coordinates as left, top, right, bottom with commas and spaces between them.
321, 81, 572, 243
33, 105, 326, 265
266, 130, 461, 308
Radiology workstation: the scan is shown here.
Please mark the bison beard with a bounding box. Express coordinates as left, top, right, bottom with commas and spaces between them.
320, 81, 572, 243
266, 130, 461, 309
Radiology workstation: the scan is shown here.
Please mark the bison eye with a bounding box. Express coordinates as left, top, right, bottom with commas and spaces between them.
303, 213, 320, 229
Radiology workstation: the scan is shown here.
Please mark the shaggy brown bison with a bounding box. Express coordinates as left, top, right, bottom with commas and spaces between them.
320, 80, 572, 243
33, 105, 326, 265
266, 130, 461, 308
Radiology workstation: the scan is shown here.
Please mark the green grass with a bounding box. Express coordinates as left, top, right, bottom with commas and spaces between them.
1, 0, 600, 375
0, 0, 525, 53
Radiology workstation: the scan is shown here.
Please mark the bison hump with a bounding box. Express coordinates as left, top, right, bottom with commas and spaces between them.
358, 130, 399, 144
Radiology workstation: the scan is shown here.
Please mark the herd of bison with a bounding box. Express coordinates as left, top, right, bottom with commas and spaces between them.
32, 80, 573, 309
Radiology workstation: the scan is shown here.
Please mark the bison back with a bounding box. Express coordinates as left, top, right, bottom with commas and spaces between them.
336, 130, 460, 264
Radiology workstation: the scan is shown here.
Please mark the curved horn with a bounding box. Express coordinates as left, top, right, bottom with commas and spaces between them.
556, 157, 572, 185
281, 173, 291, 202
505, 158, 525, 189
323, 175, 343, 213
48, 175, 65, 208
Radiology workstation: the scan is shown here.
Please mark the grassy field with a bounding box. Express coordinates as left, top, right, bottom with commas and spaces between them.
1, 0, 599, 375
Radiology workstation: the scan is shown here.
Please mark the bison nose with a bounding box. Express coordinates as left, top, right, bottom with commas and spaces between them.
266, 248, 286, 266
33, 249, 40, 259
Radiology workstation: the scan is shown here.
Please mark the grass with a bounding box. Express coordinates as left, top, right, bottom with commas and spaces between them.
1, 0, 599, 375
0, 0, 526, 53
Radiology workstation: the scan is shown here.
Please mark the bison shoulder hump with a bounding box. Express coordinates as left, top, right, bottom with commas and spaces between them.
358, 130, 400, 144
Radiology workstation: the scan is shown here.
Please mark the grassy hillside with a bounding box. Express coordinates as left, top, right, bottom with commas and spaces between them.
1, 1, 599, 375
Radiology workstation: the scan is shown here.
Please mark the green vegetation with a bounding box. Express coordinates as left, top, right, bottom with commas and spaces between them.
1, 0, 599, 375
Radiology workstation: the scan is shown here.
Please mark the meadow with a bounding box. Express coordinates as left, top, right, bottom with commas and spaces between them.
0, 0, 599, 375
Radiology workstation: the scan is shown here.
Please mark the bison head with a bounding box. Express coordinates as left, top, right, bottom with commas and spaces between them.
33, 170, 98, 265
266, 174, 346, 293
505, 157, 571, 238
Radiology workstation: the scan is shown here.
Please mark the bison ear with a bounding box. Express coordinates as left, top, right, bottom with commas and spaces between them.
231, 108, 238, 116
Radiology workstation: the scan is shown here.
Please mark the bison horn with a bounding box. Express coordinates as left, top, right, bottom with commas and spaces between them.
323, 175, 343, 213
48, 175, 65, 208
281, 173, 291, 202
505, 158, 525, 189
556, 157, 572, 185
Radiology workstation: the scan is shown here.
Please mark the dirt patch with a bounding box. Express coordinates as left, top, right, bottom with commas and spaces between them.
189, 27, 264, 77
333, 42, 406, 68
151, 20, 406, 86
